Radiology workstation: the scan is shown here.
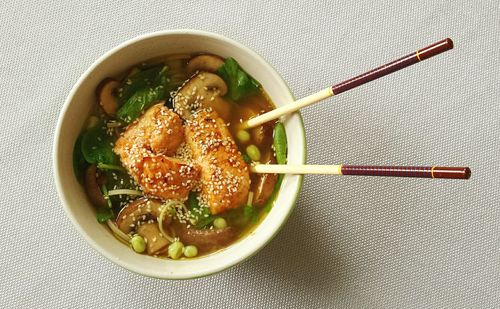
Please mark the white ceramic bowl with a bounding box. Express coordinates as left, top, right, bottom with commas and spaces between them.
53, 30, 306, 279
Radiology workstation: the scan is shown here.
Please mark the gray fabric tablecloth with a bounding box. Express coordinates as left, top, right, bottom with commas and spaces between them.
1, 1, 498, 308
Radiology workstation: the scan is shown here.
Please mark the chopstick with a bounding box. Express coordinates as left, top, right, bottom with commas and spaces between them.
244, 38, 454, 129
250, 164, 471, 179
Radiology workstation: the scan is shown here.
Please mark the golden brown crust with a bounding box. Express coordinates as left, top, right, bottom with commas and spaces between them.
185, 109, 250, 214
139, 156, 200, 200
114, 104, 200, 200
115, 103, 184, 157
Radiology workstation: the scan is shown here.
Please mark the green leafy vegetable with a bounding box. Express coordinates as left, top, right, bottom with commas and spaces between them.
100, 184, 113, 209
80, 123, 117, 165
187, 192, 214, 229
116, 66, 169, 123
187, 191, 199, 209
116, 85, 165, 123
217, 57, 260, 101
243, 205, 259, 223
242, 153, 251, 164
73, 135, 88, 181
97, 162, 126, 172
118, 65, 165, 104
96, 207, 114, 223
97, 184, 114, 223
101, 171, 139, 212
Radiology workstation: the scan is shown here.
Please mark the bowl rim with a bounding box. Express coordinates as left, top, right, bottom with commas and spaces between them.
53, 29, 306, 279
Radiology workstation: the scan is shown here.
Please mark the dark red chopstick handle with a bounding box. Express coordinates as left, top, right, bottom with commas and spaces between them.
341, 165, 470, 179
331, 38, 453, 95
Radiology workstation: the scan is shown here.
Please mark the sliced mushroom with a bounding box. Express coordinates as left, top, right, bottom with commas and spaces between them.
137, 223, 170, 255
116, 198, 163, 233
116, 198, 172, 255
187, 54, 225, 75
252, 153, 278, 207
173, 72, 232, 121
84, 164, 107, 208
253, 173, 278, 207
175, 222, 237, 253
97, 78, 120, 117
251, 121, 274, 147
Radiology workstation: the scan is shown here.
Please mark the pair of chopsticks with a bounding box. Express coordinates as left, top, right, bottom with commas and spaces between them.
247, 38, 471, 180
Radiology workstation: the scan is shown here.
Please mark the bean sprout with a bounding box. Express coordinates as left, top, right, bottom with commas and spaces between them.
107, 189, 143, 196
158, 200, 184, 243
106, 220, 130, 242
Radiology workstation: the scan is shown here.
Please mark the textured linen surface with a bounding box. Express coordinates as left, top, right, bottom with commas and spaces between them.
1, 1, 499, 308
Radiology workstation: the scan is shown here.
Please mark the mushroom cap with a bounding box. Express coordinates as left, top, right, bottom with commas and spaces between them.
96, 78, 120, 117
115, 198, 164, 234
175, 221, 236, 253
173, 72, 229, 120
84, 164, 107, 208
136, 223, 170, 255
252, 153, 278, 207
116, 198, 175, 255
186, 54, 225, 76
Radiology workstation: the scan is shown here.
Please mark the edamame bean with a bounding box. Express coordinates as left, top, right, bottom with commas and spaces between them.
130, 235, 146, 253
246, 145, 261, 161
184, 245, 198, 258
168, 241, 184, 259
213, 217, 227, 229
237, 130, 251, 143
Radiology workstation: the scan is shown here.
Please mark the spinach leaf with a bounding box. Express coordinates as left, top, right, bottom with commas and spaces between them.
97, 183, 114, 223
217, 57, 260, 101
116, 85, 166, 123
97, 162, 126, 173
118, 65, 165, 104
187, 192, 214, 229
243, 205, 259, 223
96, 207, 114, 223
116, 66, 169, 123
80, 123, 118, 165
100, 184, 113, 209
100, 172, 138, 213
242, 153, 251, 164
73, 135, 88, 181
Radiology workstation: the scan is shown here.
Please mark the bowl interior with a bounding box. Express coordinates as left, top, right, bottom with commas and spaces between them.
54, 30, 306, 279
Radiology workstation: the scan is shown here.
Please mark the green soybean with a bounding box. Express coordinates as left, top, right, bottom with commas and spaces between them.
237, 130, 251, 143
130, 235, 146, 253
213, 217, 227, 229
246, 144, 261, 161
184, 245, 198, 258
168, 241, 184, 259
